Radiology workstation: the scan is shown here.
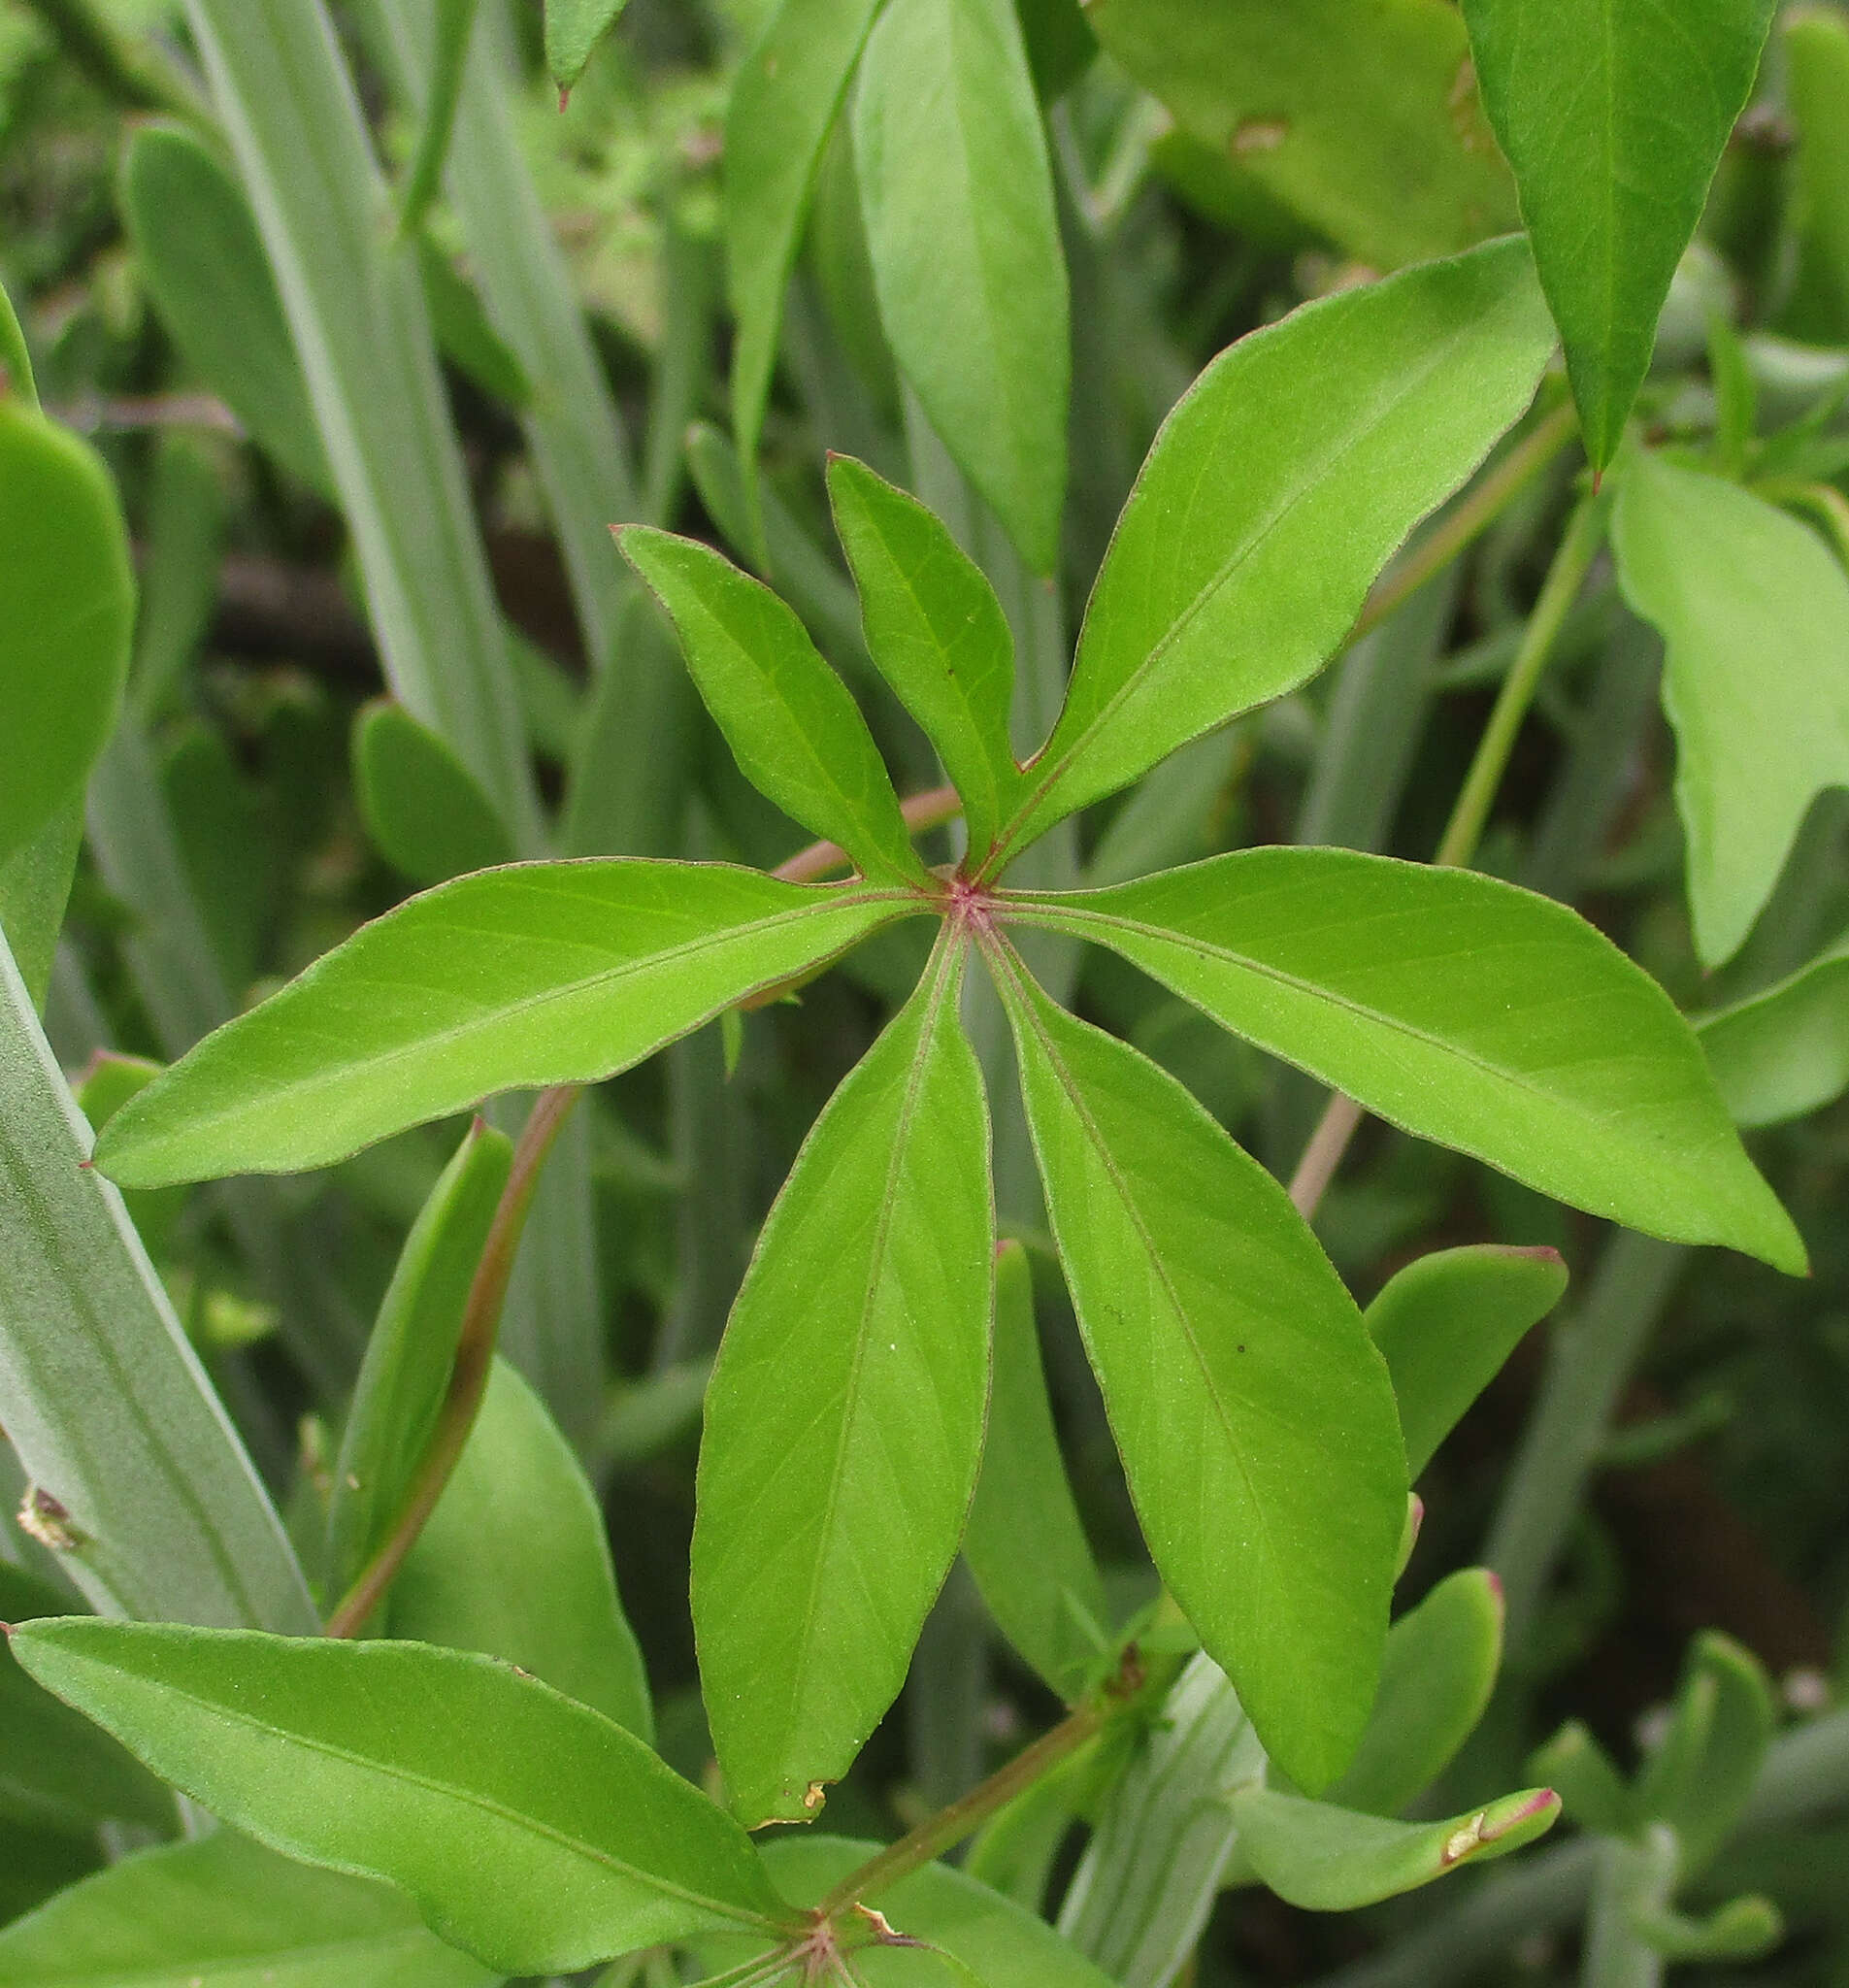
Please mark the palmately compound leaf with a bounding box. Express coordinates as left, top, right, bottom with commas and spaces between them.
1461, 0, 1774, 471
693, 938, 992, 1826
93, 862, 917, 1187
9, 1621, 795, 1975
827, 454, 1025, 860
620, 526, 928, 885
990, 237, 1555, 861
1005, 846, 1804, 1275
992, 948, 1405, 1794
1613, 450, 1849, 969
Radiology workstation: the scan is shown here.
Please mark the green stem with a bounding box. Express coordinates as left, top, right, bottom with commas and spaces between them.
397, 0, 482, 239
323, 1083, 581, 1637
19, 0, 206, 121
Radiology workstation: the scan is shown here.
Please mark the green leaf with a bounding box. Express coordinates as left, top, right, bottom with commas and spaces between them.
1007, 846, 1804, 1275
0, 274, 35, 405
0, 1820, 99, 1933
398, 0, 480, 238
620, 527, 928, 885
999, 240, 1554, 855
0, 1830, 499, 1986
0, 804, 83, 1013
1632, 1632, 1772, 1874
1366, 1245, 1568, 1476
1527, 1719, 1632, 1834
1612, 451, 1849, 968
1086, 0, 1517, 271
827, 456, 1024, 858
995, 955, 1404, 1792
1783, 8, 1849, 345
0, 1564, 174, 1837
0, 402, 135, 868
351, 700, 516, 886
963, 1242, 1109, 1702
1233, 1785, 1560, 1910
725, 0, 881, 474
853, 0, 1070, 574
9, 1622, 793, 1974
413, 235, 531, 414
1017, 0, 1096, 101
1324, 1569, 1503, 1817
324, 1119, 512, 1605
545, 0, 631, 97
392, 1358, 653, 1743
693, 940, 991, 1825
118, 124, 332, 496
1698, 933, 1849, 1126
1460, 0, 1772, 471
1631, 1893, 1784, 1964
94, 862, 914, 1187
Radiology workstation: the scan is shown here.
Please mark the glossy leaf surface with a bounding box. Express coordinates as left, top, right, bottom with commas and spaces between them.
392, 1359, 652, 1741
621, 527, 926, 884
999, 959, 1404, 1791
694, 943, 991, 1824
1461, 0, 1772, 469
1232, 1784, 1560, 1908
1699, 935, 1849, 1126
94, 862, 911, 1186
853, 0, 1069, 573
10, 1622, 791, 1973
963, 1241, 1109, 1701
828, 454, 1024, 857
1366, 1245, 1567, 1475
545, 0, 628, 95
0, 1830, 496, 1986
351, 701, 514, 886
1613, 452, 1849, 967
1001, 241, 1554, 853
1009, 847, 1804, 1273
0, 402, 134, 867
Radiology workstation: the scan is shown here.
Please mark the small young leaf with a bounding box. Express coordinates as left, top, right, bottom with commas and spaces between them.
1460, 0, 1774, 471
1698, 934, 1849, 1126
963, 1241, 1110, 1702
545, 0, 631, 98
0, 1830, 496, 1986
351, 699, 515, 886
694, 941, 992, 1825
0, 272, 37, 403
1230, 1784, 1560, 1909
725, 0, 882, 473
119, 125, 331, 496
1613, 451, 1849, 967
1631, 1893, 1784, 1964
1323, 1569, 1503, 1818
620, 527, 928, 885
392, 1358, 653, 1742
1008, 846, 1804, 1274
324, 1119, 513, 1604
1000, 240, 1555, 855
413, 235, 532, 413
75, 1053, 187, 1261
94, 863, 914, 1186
828, 455, 1025, 859
1528, 1719, 1632, 1835
1366, 1245, 1568, 1477
1632, 1632, 1773, 1874
0, 403, 135, 868
853, 0, 1070, 574
996, 955, 1405, 1792
9, 1622, 793, 1974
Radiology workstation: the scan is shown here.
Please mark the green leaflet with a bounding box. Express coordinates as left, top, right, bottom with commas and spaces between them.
995, 953, 1405, 1793
392, 1359, 653, 1743
412, 236, 531, 414
996, 240, 1555, 857
1006, 846, 1804, 1274
351, 700, 515, 886
0, 1830, 498, 1986
693, 940, 992, 1825
0, 805, 83, 1014
1230, 1784, 1560, 1909
962, 1241, 1110, 1702
1698, 934, 1849, 1126
9, 1622, 793, 1974
398, 0, 479, 236
324, 1120, 512, 1606
1783, 8, 1849, 344
545, 0, 630, 96
725, 0, 881, 476
93, 862, 914, 1186
1086, 0, 1517, 271
1366, 1244, 1568, 1476
621, 527, 928, 885
119, 124, 332, 497
0, 402, 135, 868
853, 0, 1070, 575
1461, 0, 1773, 470
1612, 451, 1849, 969
828, 454, 1026, 860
